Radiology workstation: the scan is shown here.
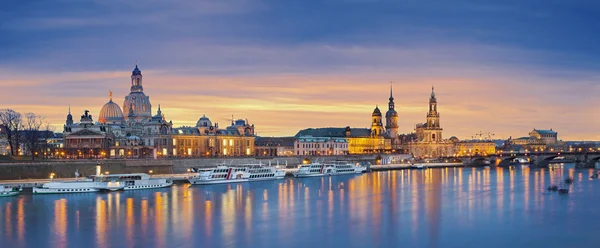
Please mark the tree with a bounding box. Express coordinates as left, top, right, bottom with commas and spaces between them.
0, 109, 22, 156
23, 113, 44, 161
40, 121, 56, 159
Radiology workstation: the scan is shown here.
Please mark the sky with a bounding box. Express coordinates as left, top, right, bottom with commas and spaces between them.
1, 0, 600, 140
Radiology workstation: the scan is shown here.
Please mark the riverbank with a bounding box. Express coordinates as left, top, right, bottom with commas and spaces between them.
0, 155, 379, 180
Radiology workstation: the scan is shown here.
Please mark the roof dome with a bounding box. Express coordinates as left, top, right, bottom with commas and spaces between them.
99, 99, 125, 124
196, 114, 212, 127
372, 106, 382, 116
132, 65, 142, 76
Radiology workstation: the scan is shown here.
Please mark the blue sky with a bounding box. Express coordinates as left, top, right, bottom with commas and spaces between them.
1, 0, 600, 139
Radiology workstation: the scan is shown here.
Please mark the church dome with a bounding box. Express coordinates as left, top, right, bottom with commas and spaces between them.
196, 115, 212, 127
132, 65, 142, 76
99, 99, 125, 124
372, 106, 382, 116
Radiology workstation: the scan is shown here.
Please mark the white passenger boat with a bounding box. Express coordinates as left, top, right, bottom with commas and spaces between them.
91, 173, 173, 190
187, 165, 286, 185
32, 179, 107, 194
0, 186, 21, 197
293, 161, 366, 178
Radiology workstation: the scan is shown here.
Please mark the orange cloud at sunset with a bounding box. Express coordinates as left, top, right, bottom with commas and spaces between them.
1, 66, 599, 141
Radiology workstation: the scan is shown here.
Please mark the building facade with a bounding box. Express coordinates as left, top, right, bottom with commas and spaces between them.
452, 139, 496, 156
63, 110, 112, 158
529, 129, 558, 144
255, 137, 295, 156
294, 136, 348, 156
294, 126, 391, 155
409, 87, 455, 159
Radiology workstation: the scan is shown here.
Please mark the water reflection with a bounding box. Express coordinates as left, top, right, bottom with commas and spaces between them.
1, 164, 600, 248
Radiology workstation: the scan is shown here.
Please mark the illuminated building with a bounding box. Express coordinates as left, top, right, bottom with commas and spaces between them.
529, 129, 558, 144
502, 128, 564, 153
295, 126, 391, 155
255, 137, 295, 156
408, 87, 454, 159
452, 138, 496, 156
385, 84, 399, 145
63, 110, 112, 158
171, 117, 255, 157
64, 65, 257, 158
294, 136, 348, 155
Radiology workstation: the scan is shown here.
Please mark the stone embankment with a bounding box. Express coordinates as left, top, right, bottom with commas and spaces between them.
0, 155, 377, 180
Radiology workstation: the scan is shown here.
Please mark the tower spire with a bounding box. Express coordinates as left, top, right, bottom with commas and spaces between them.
68, 105, 71, 114
390, 81, 393, 99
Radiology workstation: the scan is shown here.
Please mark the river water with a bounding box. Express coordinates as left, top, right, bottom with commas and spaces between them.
1, 164, 600, 248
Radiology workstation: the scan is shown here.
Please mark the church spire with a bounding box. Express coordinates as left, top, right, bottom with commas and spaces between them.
389, 81, 394, 101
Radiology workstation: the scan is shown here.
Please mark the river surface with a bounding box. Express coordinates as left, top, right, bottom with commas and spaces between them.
2, 164, 600, 248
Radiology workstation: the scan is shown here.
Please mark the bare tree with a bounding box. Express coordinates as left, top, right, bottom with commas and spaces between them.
41, 121, 56, 159
0, 109, 22, 156
23, 113, 44, 161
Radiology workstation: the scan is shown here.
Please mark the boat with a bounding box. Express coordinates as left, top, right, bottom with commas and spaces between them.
411, 164, 427, 169
90, 173, 173, 190
547, 185, 558, 191
564, 177, 574, 184
32, 179, 107, 194
0, 186, 21, 197
188, 165, 286, 185
558, 186, 569, 194
293, 161, 366, 178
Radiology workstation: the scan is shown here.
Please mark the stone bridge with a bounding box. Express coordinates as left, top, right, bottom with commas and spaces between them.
454, 152, 600, 168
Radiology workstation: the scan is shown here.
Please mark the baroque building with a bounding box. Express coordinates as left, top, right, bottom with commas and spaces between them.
385, 85, 399, 141
293, 84, 400, 155
409, 87, 455, 159
63, 65, 257, 158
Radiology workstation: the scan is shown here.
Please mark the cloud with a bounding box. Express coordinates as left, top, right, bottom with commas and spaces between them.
2, 0, 600, 140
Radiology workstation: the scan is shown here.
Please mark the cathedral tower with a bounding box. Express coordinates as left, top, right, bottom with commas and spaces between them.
385, 83, 399, 138
423, 86, 442, 142
371, 106, 384, 137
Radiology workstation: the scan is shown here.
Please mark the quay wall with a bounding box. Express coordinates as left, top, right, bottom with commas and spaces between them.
0, 155, 378, 180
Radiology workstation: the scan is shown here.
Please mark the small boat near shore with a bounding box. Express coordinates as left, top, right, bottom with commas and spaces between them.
411, 164, 428, 170
188, 165, 286, 185
0, 186, 21, 197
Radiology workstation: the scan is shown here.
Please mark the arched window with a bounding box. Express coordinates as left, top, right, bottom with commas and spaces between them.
432, 134, 436, 140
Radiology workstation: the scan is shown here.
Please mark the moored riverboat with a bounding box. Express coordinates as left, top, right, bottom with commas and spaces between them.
91, 173, 173, 190
188, 165, 286, 185
293, 161, 366, 178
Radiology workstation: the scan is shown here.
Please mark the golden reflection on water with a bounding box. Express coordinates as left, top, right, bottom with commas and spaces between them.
17, 197, 24, 243
205, 199, 213, 237
183, 186, 194, 241
155, 192, 165, 248
54, 198, 68, 248
126, 198, 134, 248
5, 202, 11, 240
95, 197, 107, 248
141, 199, 148, 236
